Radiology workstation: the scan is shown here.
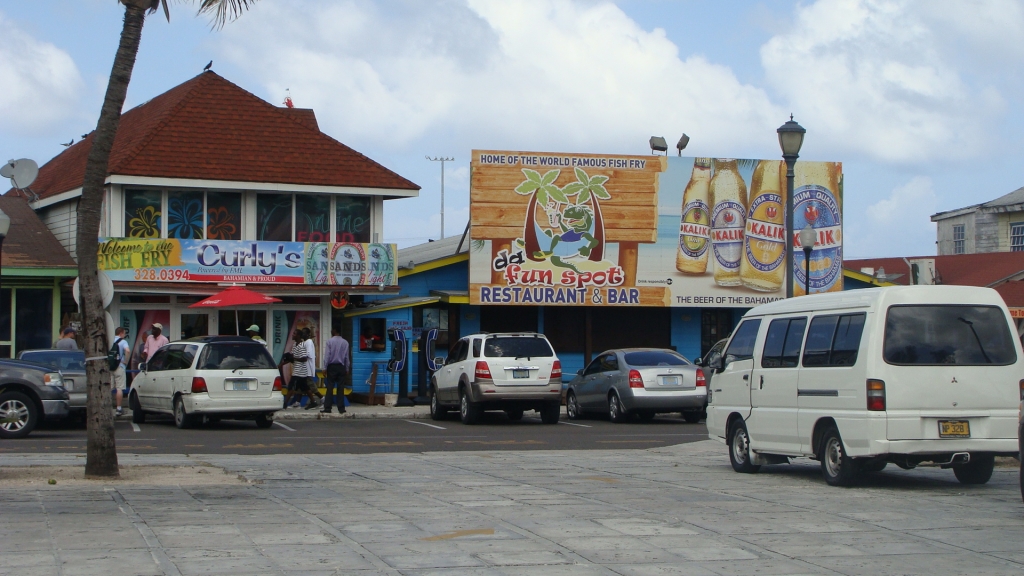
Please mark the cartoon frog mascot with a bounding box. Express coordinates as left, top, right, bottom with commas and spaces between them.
533, 203, 598, 272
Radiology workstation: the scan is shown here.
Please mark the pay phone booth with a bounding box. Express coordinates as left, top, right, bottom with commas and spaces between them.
415, 328, 440, 404
387, 328, 413, 406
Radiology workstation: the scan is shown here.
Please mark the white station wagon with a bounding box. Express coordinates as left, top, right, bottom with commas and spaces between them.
128, 336, 282, 429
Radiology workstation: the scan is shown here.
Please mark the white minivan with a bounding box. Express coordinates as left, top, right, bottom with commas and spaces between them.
707, 286, 1022, 486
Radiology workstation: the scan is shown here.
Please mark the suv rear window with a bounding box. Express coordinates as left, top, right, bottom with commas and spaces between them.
483, 337, 553, 358
884, 305, 1017, 365
199, 343, 277, 370
623, 350, 689, 366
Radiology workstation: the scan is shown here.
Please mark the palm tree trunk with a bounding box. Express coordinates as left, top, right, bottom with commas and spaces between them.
81, 0, 151, 479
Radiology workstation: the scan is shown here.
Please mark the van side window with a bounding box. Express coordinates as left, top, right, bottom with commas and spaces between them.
803, 313, 866, 367
761, 318, 807, 368
725, 319, 761, 361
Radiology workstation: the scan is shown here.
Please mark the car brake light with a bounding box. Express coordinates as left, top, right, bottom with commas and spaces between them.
475, 361, 492, 380
191, 377, 208, 394
272, 377, 282, 391
696, 368, 706, 387
551, 360, 562, 380
629, 369, 644, 388
867, 379, 885, 411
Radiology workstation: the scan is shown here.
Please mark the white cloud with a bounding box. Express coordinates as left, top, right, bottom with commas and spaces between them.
0, 13, 83, 134
849, 175, 937, 256
218, 0, 781, 156
760, 0, 1009, 164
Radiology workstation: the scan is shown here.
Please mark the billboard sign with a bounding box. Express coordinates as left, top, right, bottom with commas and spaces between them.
469, 150, 842, 307
98, 238, 397, 286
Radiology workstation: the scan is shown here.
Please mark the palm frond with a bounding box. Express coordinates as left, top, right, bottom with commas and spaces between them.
195, 0, 258, 29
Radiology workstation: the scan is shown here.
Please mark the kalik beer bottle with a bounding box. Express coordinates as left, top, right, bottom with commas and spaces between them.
676, 158, 712, 274
740, 160, 786, 292
792, 162, 842, 295
710, 159, 747, 287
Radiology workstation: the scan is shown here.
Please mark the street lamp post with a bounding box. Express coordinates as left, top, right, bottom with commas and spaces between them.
799, 224, 817, 296
426, 156, 454, 240
777, 115, 806, 299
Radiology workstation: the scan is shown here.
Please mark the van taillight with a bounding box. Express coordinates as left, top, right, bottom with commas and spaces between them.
551, 360, 562, 380
475, 361, 492, 380
867, 379, 885, 411
191, 377, 208, 394
629, 370, 644, 388
696, 368, 706, 387
272, 377, 282, 391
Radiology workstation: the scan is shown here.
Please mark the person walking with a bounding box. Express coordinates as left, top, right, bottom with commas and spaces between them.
111, 327, 131, 416
55, 327, 78, 350
246, 324, 268, 347
321, 325, 350, 414
289, 330, 322, 410
141, 323, 169, 362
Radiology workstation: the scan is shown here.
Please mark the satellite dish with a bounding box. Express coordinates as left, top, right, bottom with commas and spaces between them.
73, 270, 114, 309
1, 159, 39, 190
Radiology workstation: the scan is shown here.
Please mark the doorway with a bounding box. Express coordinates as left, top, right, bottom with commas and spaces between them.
701, 309, 733, 357
178, 312, 211, 340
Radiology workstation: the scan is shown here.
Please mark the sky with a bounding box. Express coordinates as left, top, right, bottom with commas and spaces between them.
3, 0, 1024, 257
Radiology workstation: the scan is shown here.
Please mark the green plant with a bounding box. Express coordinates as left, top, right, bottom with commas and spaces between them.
515, 169, 568, 207
562, 167, 611, 205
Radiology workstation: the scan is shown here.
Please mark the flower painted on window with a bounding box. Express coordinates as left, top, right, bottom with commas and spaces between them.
167, 196, 204, 239
207, 206, 238, 240
128, 205, 161, 238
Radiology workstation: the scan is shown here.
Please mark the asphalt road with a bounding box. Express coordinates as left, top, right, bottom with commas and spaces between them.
6, 412, 710, 455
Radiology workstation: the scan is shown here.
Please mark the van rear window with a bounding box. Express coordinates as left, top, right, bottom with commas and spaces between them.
884, 305, 1017, 366
199, 343, 277, 370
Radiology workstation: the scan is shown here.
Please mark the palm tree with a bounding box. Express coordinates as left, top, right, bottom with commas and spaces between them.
80, 0, 257, 478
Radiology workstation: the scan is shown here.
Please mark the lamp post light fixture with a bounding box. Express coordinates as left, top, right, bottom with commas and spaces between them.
676, 133, 690, 156
649, 136, 668, 155
426, 156, 454, 240
777, 115, 806, 299
799, 224, 816, 296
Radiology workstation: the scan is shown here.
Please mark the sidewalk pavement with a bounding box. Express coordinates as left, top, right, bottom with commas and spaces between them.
115, 401, 431, 421
3, 441, 1024, 575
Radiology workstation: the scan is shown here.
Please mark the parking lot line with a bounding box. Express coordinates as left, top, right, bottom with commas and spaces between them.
273, 421, 296, 431
404, 420, 446, 430
558, 421, 591, 428
131, 423, 141, 433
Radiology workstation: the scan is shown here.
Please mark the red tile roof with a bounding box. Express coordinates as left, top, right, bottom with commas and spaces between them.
992, 281, 1024, 308
11, 72, 418, 200
0, 197, 76, 270
845, 253, 1024, 288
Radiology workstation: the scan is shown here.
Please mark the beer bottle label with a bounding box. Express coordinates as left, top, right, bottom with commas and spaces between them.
330, 243, 367, 286
304, 243, 330, 285
712, 200, 745, 271
679, 200, 710, 259
744, 193, 785, 273
794, 185, 842, 292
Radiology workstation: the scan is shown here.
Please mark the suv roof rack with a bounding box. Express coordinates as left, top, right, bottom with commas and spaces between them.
181, 336, 254, 343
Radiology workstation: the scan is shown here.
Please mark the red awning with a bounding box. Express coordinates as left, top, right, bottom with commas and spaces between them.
187, 286, 282, 308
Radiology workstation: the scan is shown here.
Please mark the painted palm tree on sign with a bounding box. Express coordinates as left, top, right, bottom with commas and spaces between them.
78, 0, 258, 479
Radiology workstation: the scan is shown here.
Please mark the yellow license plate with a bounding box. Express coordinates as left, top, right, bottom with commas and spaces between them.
939, 420, 970, 438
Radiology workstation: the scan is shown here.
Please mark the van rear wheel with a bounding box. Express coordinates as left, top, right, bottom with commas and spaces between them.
820, 427, 860, 487
728, 420, 759, 474
953, 454, 994, 485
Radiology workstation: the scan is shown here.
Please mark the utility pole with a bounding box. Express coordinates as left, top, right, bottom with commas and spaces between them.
426, 156, 454, 240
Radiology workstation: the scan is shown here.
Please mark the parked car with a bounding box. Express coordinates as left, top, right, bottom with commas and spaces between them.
566, 348, 706, 423
17, 349, 86, 416
707, 285, 1021, 487
430, 332, 562, 424
128, 336, 282, 429
0, 358, 69, 438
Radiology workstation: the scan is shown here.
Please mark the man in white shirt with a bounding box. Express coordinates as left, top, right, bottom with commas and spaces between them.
303, 327, 317, 383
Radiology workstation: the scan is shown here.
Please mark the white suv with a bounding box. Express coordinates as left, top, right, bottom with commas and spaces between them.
128, 336, 282, 429
430, 332, 562, 425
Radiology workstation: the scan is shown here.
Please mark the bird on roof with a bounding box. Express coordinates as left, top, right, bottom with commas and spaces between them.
203, 60, 213, 72
61, 139, 74, 147
81, 134, 89, 139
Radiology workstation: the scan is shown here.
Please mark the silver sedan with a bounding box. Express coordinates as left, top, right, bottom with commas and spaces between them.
565, 348, 706, 423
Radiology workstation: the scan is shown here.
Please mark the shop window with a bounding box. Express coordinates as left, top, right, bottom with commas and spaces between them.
180, 314, 209, 339
415, 307, 449, 350
120, 295, 171, 303
543, 307, 584, 353
336, 196, 372, 242
359, 318, 386, 352
0, 288, 10, 342
219, 310, 267, 336
166, 191, 205, 239
591, 308, 670, 352
124, 189, 162, 238
207, 192, 241, 240
480, 306, 538, 334
296, 194, 331, 242
257, 193, 293, 241
15, 289, 53, 354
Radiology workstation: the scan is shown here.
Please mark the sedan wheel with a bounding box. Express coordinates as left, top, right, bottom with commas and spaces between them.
0, 391, 37, 439
608, 393, 627, 423
566, 392, 582, 420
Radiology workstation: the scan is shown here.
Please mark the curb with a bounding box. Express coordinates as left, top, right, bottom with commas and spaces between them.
113, 408, 432, 421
